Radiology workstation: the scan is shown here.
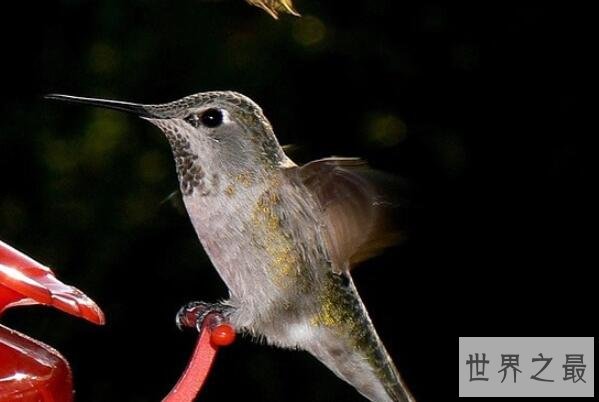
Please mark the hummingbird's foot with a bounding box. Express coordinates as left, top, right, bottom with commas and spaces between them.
176, 301, 234, 332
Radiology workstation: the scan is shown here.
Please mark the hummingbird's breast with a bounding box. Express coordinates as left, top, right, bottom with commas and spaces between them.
182, 170, 331, 329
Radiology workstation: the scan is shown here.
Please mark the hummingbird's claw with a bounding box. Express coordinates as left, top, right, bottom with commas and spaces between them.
176, 301, 234, 332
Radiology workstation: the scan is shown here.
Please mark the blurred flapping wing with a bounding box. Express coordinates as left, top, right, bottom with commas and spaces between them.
291, 157, 404, 272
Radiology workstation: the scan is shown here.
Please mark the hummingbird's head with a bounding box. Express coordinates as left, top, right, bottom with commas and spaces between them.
46, 91, 291, 196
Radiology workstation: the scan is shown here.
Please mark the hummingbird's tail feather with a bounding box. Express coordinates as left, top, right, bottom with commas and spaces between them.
306, 275, 415, 402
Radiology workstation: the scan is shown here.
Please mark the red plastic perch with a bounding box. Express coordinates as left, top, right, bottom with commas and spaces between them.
163, 314, 236, 402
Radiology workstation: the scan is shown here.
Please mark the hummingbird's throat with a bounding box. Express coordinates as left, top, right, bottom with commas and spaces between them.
150, 119, 208, 196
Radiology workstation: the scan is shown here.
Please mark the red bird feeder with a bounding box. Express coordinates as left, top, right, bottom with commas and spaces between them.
1, 239, 235, 402
0, 239, 105, 401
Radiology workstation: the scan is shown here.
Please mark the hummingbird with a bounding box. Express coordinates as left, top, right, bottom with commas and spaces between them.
46, 91, 415, 402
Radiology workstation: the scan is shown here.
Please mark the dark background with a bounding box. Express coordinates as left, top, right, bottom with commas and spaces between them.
0, 1, 591, 401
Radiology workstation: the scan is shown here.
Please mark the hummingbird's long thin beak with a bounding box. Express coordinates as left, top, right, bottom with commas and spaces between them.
45, 94, 156, 118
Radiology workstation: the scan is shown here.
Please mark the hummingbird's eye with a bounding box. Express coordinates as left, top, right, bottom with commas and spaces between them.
184, 109, 223, 128
200, 108, 223, 128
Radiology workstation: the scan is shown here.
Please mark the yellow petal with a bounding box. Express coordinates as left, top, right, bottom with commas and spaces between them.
246, 0, 300, 18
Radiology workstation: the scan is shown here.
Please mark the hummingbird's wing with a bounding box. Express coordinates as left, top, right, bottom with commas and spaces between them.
292, 157, 404, 273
